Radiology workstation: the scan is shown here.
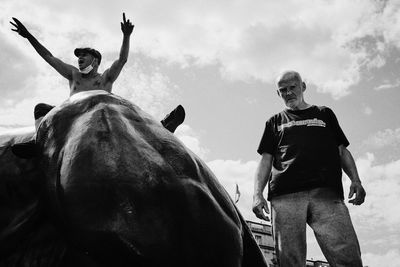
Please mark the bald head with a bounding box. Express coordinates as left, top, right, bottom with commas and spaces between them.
276, 70, 303, 86
275, 70, 309, 110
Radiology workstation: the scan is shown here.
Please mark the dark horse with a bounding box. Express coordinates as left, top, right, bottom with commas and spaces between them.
1, 91, 267, 267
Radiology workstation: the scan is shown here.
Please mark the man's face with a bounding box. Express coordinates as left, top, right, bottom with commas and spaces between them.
277, 78, 305, 110
77, 52, 95, 70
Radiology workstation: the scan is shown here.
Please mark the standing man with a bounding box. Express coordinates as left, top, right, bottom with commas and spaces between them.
252, 71, 366, 266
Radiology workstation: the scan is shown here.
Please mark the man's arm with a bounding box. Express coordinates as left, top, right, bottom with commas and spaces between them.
104, 13, 134, 83
10, 18, 76, 80
339, 145, 366, 205
252, 153, 273, 221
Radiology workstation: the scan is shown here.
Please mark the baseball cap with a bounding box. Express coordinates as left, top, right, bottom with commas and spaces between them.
74, 48, 102, 64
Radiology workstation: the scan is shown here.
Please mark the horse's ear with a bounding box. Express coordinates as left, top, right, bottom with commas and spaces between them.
11, 141, 38, 159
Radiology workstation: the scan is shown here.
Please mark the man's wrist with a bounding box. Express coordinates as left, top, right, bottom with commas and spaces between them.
25, 32, 34, 40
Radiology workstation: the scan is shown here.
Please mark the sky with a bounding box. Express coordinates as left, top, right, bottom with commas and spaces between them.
1, 0, 400, 265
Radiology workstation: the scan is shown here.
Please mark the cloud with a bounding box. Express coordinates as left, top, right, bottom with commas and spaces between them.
133, 0, 381, 98
363, 105, 373, 115
379, 1, 400, 47
2, 0, 399, 100
0, 30, 39, 105
363, 128, 400, 149
175, 124, 209, 160
374, 79, 400, 90
348, 153, 400, 228
363, 249, 400, 267
0, 69, 73, 127
207, 159, 261, 221
110, 57, 180, 119
0, 125, 34, 136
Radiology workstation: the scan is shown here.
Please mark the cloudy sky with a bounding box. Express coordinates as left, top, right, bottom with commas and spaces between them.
1, 0, 400, 265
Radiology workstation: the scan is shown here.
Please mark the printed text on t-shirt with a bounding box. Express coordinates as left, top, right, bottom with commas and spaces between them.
278, 118, 326, 131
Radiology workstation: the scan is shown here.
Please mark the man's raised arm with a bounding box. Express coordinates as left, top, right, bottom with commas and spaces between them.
10, 18, 76, 80
104, 13, 134, 83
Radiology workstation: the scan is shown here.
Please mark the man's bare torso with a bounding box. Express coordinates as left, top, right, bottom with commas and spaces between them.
69, 70, 112, 96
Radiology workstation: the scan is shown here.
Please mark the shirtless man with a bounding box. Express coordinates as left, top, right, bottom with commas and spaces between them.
11, 13, 133, 96
10, 14, 184, 157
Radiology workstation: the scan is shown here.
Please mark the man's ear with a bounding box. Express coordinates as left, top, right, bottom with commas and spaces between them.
302, 82, 306, 92
92, 58, 98, 67
276, 90, 281, 97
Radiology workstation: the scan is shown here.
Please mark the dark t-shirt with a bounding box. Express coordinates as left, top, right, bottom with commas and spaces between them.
257, 105, 349, 200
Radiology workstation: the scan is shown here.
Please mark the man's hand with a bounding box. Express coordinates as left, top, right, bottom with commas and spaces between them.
252, 194, 270, 221
10, 17, 30, 38
348, 181, 366, 205
121, 13, 134, 36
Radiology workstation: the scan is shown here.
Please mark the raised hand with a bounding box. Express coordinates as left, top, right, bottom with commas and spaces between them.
10, 17, 30, 38
120, 12, 134, 36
